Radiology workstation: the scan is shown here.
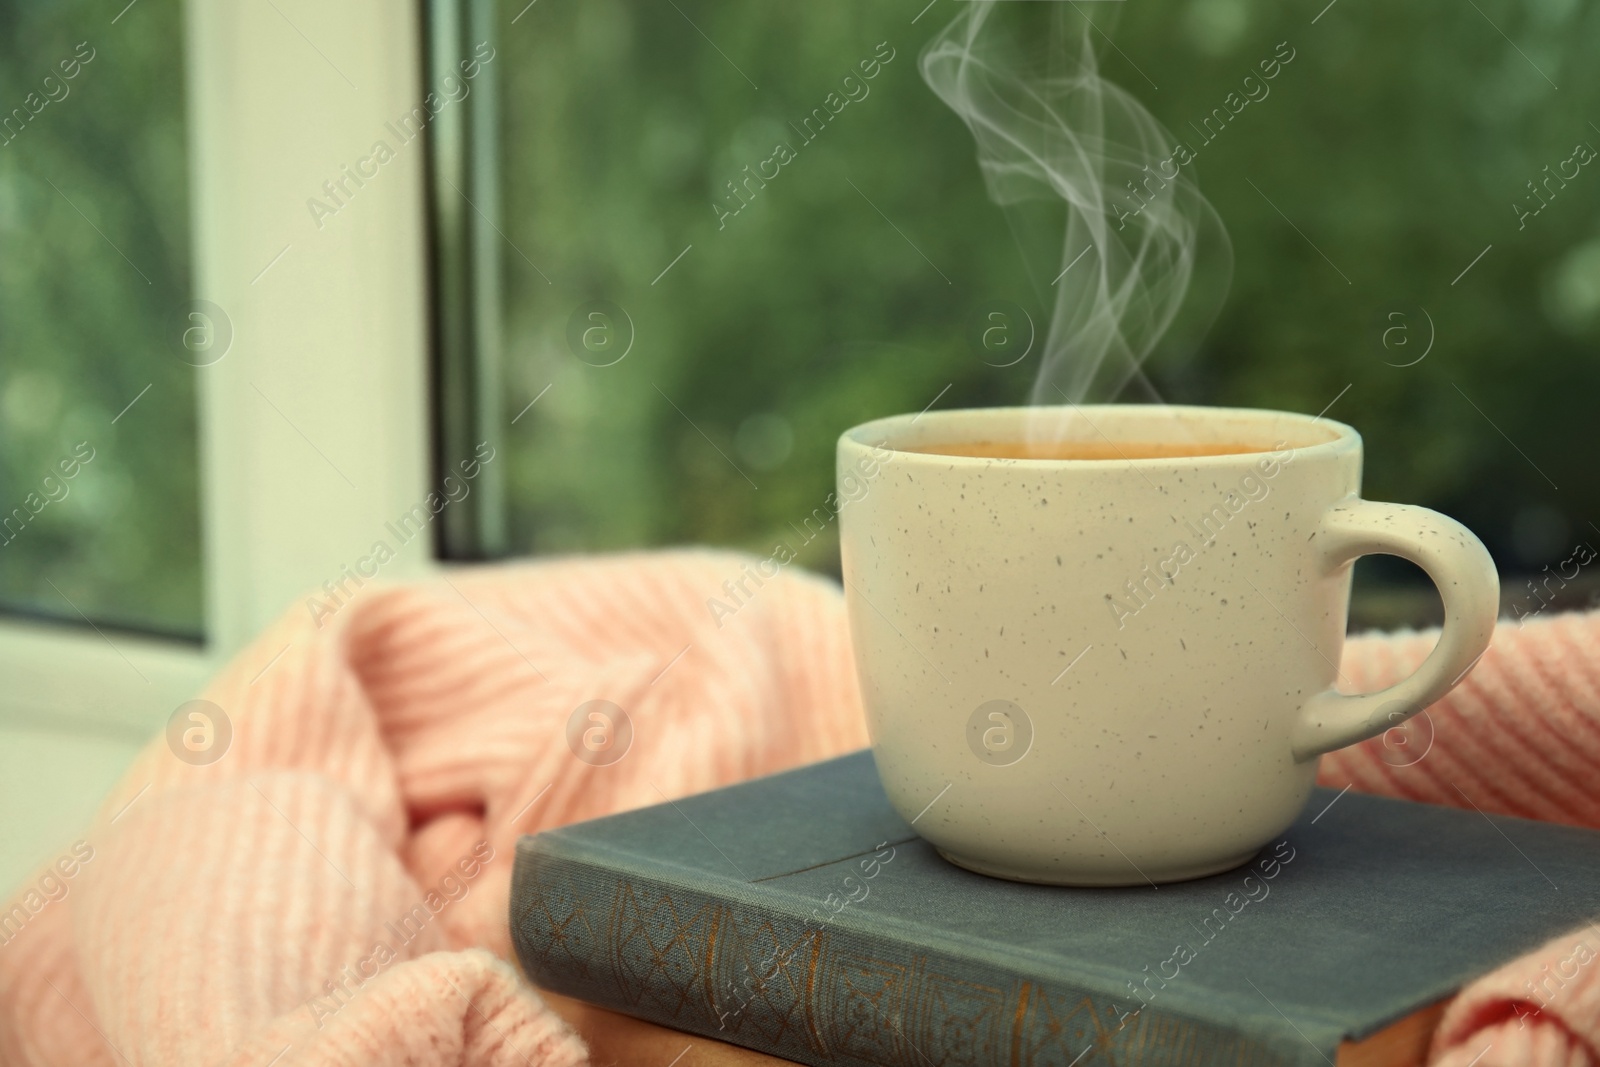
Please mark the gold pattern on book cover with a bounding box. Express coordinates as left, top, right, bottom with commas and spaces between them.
519, 867, 1275, 1067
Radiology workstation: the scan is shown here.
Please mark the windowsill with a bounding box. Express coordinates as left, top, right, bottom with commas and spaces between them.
0, 618, 211, 740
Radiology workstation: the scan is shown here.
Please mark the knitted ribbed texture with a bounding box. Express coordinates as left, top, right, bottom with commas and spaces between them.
0, 551, 866, 1067
1329, 612, 1600, 1067
0, 552, 1591, 1066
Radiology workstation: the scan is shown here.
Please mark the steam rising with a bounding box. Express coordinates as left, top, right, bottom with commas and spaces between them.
921, 3, 1231, 426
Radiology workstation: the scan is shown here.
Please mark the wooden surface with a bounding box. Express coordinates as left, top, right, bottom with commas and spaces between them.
541, 990, 1445, 1067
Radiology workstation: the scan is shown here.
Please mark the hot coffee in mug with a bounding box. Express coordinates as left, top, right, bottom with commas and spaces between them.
837, 405, 1498, 886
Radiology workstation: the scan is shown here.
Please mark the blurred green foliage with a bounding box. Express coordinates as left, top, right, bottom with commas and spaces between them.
497, 0, 1600, 627
4, 0, 1597, 639
0, 0, 199, 637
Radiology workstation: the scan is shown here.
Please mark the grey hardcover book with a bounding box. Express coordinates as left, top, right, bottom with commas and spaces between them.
511, 751, 1600, 1066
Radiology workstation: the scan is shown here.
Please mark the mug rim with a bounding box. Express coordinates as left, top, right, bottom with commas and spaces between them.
840, 403, 1360, 467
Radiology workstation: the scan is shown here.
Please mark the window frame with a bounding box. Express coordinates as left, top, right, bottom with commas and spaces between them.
0, 0, 436, 737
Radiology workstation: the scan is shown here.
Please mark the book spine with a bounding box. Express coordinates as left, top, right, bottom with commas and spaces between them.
511, 848, 1318, 1067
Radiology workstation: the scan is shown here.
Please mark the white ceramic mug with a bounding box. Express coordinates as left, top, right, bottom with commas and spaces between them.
837, 405, 1499, 885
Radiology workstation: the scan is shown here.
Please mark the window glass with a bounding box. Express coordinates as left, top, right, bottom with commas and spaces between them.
0, 0, 201, 638
487, 0, 1600, 630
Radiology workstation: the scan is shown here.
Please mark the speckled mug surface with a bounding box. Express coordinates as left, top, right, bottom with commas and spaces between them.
838, 405, 1499, 886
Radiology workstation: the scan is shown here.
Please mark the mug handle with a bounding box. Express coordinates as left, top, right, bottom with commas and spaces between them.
1290, 499, 1500, 762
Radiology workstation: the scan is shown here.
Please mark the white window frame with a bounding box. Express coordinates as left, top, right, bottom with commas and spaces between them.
0, 0, 435, 738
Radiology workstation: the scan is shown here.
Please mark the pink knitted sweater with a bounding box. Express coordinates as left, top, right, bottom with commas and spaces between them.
0, 552, 1592, 1066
